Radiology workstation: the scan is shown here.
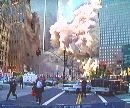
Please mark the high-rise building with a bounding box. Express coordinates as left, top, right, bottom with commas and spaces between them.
30, 0, 58, 51
99, 0, 130, 67
1, 0, 40, 73
44, 0, 58, 51
0, 1, 10, 71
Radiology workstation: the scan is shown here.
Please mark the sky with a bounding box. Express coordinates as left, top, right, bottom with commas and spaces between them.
30, 0, 87, 23
58, 0, 87, 22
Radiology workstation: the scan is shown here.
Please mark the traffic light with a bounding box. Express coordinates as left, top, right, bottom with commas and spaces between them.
36, 48, 41, 56
11, 0, 18, 5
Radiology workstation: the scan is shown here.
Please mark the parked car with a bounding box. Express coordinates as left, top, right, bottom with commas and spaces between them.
62, 81, 80, 93
45, 78, 57, 86
0, 76, 9, 84
62, 81, 91, 93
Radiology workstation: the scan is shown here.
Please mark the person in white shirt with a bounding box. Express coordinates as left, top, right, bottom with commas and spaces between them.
35, 77, 44, 104
36, 80, 43, 88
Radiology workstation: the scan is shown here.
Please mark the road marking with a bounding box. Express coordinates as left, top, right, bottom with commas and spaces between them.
42, 91, 65, 105
76, 94, 80, 104
121, 99, 130, 101
76, 93, 82, 104
98, 95, 107, 103
121, 98, 130, 103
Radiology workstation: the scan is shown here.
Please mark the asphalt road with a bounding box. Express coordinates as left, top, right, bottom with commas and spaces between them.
0, 87, 130, 108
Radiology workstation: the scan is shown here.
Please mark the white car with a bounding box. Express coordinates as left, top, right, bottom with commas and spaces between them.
45, 79, 57, 86
62, 81, 82, 93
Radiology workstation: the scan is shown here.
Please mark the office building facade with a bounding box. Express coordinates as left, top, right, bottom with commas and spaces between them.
44, 0, 58, 51
0, 1, 10, 71
99, 0, 130, 67
1, 0, 40, 73
30, 0, 58, 51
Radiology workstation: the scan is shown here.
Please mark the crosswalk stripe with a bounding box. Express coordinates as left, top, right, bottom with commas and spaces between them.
121, 99, 130, 101
126, 102, 130, 104
98, 95, 107, 103
121, 98, 130, 103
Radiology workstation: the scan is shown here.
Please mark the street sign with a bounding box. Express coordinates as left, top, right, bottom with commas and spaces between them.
122, 44, 130, 68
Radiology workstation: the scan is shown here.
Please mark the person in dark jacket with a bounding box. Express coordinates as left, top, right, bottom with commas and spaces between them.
81, 78, 87, 97
6, 78, 17, 101
19, 76, 23, 89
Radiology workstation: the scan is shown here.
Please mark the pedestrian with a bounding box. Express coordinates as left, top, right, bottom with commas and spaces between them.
6, 78, 17, 101
81, 78, 87, 97
19, 76, 23, 89
41, 75, 46, 92
34, 77, 44, 104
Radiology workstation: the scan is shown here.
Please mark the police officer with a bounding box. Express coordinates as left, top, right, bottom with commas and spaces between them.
6, 78, 17, 101
81, 78, 87, 97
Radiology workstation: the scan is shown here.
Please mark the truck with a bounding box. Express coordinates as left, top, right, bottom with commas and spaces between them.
91, 76, 129, 95
23, 72, 37, 85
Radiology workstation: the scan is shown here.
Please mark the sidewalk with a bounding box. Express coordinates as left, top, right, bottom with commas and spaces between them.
0, 84, 32, 101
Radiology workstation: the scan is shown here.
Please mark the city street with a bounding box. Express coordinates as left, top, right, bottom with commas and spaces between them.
1, 0, 130, 108
0, 84, 130, 108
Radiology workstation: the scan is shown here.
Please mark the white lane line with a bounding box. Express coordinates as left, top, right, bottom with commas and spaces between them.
42, 91, 65, 105
98, 95, 108, 103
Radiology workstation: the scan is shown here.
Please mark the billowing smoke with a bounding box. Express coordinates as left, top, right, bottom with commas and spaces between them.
49, 0, 102, 76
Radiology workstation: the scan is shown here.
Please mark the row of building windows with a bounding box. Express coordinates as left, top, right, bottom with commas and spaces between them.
100, 37, 130, 40
100, 39, 130, 44
100, 11, 130, 16
100, 23, 130, 27
100, 41, 128, 44
101, 36, 129, 39
100, 46, 122, 49
100, 34, 130, 39
100, 48, 122, 52
101, 25, 130, 29
101, 30, 130, 34
101, 33, 130, 37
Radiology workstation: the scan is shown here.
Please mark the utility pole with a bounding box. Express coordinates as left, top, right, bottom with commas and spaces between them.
63, 49, 66, 84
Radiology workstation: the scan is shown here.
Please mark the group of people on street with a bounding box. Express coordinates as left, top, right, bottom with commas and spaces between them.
6, 75, 46, 105
6, 75, 87, 105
